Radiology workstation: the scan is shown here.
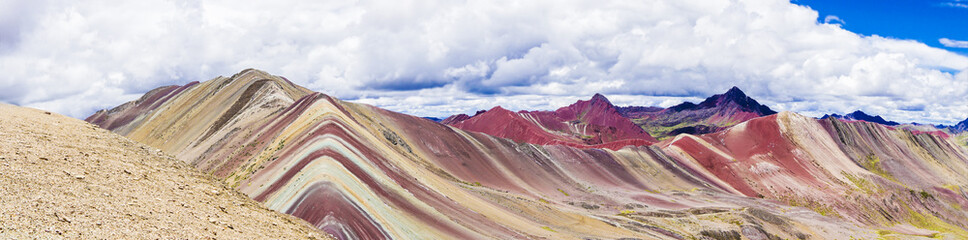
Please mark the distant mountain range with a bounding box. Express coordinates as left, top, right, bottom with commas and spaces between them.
821, 110, 900, 126
955, 119, 968, 132
444, 86, 779, 142
441, 86, 968, 146
819, 110, 968, 137
423, 116, 443, 122
938, 118, 968, 133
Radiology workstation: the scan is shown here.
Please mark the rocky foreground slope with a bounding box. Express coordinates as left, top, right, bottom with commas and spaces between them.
90, 69, 968, 239
0, 103, 329, 239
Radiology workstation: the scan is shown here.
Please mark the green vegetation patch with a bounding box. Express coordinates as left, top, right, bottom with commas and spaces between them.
954, 133, 968, 148
640, 121, 695, 140
780, 195, 841, 218
557, 188, 570, 196
860, 154, 899, 183
905, 208, 968, 238
843, 172, 880, 194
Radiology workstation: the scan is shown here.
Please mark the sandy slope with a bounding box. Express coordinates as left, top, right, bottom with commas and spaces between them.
0, 103, 330, 239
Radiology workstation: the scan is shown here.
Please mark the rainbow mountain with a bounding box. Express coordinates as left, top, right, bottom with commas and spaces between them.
88, 69, 968, 239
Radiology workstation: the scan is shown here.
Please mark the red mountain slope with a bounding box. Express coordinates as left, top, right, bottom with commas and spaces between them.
448, 94, 656, 149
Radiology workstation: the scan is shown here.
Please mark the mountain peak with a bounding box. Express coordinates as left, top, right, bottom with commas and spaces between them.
590, 93, 610, 104
723, 86, 746, 100
846, 110, 899, 126
847, 110, 871, 119
440, 113, 471, 125
558, 93, 617, 115
669, 87, 776, 116
586, 93, 615, 109
488, 105, 512, 113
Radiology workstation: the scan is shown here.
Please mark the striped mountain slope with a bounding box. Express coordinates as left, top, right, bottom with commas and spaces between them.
90, 69, 968, 239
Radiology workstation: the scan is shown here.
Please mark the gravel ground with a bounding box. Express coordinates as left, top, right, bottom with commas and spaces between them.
0, 103, 331, 239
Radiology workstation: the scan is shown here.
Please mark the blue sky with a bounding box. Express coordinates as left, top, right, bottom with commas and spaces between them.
796, 0, 968, 56
1, 0, 967, 124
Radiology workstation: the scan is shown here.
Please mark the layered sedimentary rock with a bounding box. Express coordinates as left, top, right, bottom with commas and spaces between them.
664, 114, 968, 236
90, 69, 968, 239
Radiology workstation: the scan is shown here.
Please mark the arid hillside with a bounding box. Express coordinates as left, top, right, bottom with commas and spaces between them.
0, 103, 330, 239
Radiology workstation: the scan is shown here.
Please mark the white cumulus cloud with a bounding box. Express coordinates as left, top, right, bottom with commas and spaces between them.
1, 0, 967, 124
941, 38, 968, 48
823, 15, 845, 26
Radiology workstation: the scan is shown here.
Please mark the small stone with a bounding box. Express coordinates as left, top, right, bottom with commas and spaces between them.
55, 213, 71, 223
74, 175, 85, 179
